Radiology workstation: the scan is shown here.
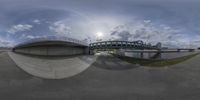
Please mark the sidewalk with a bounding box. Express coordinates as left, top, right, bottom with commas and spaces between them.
8, 52, 97, 79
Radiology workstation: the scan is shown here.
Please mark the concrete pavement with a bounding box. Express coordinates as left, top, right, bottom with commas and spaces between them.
0, 51, 200, 100
8, 52, 97, 79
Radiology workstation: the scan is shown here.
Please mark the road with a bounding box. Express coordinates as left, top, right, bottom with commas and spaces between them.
0, 51, 200, 100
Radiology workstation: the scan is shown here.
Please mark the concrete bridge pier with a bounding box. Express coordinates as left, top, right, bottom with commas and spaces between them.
84, 48, 90, 54
116, 49, 125, 56
150, 52, 161, 59
89, 49, 95, 55
140, 52, 144, 58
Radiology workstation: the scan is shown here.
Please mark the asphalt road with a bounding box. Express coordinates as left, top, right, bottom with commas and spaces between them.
0, 51, 200, 100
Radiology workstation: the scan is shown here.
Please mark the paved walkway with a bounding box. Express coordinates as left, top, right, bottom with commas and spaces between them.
8, 52, 97, 79
0, 51, 200, 100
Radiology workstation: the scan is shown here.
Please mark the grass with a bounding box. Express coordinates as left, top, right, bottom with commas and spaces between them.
113, 52, 200, 67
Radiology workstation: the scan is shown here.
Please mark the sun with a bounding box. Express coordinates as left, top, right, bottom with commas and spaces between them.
96, 32, 103, 37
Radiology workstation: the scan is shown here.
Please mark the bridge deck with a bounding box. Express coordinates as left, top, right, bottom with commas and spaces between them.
89, 41, 159, 50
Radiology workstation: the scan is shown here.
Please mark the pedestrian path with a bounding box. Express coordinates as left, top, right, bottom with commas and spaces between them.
8, 52, 97, 79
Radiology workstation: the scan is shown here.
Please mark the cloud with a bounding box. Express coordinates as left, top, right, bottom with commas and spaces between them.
111, 31, 131, 40
49, 21, 71, 36
26, 35, 37, 39
110, 20, 187, 47
20, 34, 46, 40
7, 24, 33, 34
0, 41, 10, 47
0, 0, 200, 48
0, 36, 15, 47
33, 19, 40, 24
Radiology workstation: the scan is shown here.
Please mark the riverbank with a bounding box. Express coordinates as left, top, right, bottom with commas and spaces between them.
114, 52, 200, 67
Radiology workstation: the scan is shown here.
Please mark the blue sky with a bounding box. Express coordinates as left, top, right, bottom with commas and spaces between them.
0, 0, 200, 48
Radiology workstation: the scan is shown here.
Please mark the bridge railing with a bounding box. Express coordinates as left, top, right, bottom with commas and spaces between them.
89, 41, 159, 50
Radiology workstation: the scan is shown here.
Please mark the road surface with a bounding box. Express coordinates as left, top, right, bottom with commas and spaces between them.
0, 51, 200, 100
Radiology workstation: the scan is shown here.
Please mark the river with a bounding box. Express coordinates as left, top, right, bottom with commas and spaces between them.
124, 51, 194, 59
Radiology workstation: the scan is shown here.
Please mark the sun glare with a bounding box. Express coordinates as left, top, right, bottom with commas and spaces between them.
96, 32, 103, 37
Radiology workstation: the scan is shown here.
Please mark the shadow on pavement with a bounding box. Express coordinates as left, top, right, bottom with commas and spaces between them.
92, 53, 139, 70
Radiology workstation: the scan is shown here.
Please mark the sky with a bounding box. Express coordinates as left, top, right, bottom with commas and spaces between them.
0, 0, 200, 48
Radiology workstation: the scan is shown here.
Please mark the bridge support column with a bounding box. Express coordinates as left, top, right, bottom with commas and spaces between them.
140, 53, 144, 58
150, 53, 161, 59
116, 49, 125, 56
84, 47, 90, 54
89, 49, 95, 55
189, 49, 194, 52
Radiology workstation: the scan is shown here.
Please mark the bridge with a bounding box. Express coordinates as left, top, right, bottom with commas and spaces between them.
12, 36, 89, 56
10, 37, 195, 79
12, 36, 162, 56
89, 40, 161, 50
177, 48, 195, 52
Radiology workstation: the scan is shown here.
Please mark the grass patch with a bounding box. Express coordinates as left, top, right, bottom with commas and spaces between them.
113, 53, 200, 67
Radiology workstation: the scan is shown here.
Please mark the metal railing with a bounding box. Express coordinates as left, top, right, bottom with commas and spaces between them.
89, 40, 158, 49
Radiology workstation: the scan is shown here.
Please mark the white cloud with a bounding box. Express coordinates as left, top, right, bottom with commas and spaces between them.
49, 21, 71, 36
19, 33, 37, 39
110, 19, 188, 48
33, 19, 40, 24
22, 34, 43, 39
26, 35, 36, 39
0, 36, 15, 47
7, 24, 33, 34
143, 20, 151, 24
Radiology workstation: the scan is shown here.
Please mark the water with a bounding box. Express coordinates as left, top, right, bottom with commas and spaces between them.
125, 51, 193, 59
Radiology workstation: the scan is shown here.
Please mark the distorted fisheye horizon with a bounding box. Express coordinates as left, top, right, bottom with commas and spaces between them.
0, 0, 200, 48
2, 0, 200, 100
